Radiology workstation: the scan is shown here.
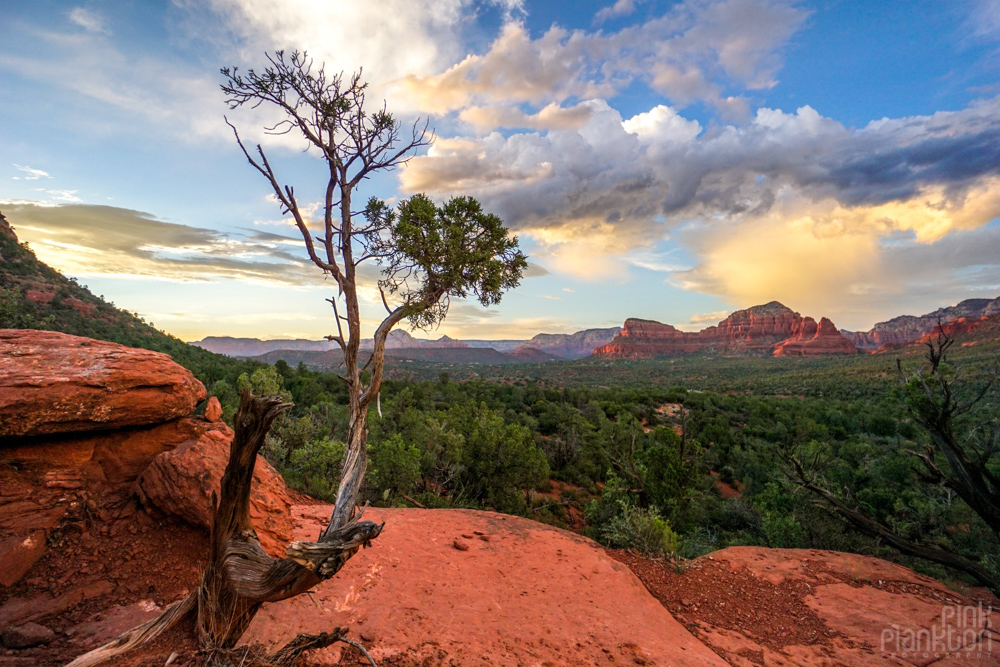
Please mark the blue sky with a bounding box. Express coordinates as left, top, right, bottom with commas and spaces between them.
1, 0, 999, 341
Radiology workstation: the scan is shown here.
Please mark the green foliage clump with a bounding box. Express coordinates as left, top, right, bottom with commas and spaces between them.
367, 434, 422, 500
282, 437, 345, 501
586, 480, 679, 558
449, 402, 550, 513
375, 194, 528, 330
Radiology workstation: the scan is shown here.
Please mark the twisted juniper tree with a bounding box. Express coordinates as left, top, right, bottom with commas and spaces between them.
68, 51, 526, 666
221, 50, 525, 538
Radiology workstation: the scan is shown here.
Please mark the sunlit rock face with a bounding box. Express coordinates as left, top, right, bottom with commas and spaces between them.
0, 329, 206, 438
595, 302, 858, 358
843, 297, 1000, 351
774, 317, 859, 357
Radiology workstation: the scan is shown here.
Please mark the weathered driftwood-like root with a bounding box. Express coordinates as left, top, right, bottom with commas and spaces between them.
270, 628, 376, 667
64, 592, 197, 667
65, 388, 383, 666
196, 628, 375, 667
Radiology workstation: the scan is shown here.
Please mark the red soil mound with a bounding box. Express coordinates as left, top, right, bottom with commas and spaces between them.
611, 546, 999, 666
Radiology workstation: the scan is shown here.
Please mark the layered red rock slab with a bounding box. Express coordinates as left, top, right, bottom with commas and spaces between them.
243, 506, 726, 666
0, 416, 223, 486
136, 426, 294, 557
595, 303, 857, 359
613, 546, 998, 667
0, 416, 224, 587
0, 329, 206, 437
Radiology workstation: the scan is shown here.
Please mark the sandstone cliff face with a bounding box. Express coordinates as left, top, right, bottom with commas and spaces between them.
594, 319, 706, 358
843, 296, 1000, 351
914, 316, 990, 345
595, 303, 857, 358
0, 331, 295, 588
0, 330, 206, 437
702, 301, 804, 349
774, 317, 858, 357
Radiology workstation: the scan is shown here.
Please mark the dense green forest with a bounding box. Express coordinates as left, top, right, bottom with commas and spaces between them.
4, 230, 998, 592
213, 339, 999, 592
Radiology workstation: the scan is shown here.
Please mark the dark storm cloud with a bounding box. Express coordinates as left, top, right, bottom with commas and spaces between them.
826, 126, 1000, 206
403, 96, 1000, 239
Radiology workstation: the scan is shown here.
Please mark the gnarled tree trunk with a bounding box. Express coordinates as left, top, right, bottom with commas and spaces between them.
67, 388, 382, 666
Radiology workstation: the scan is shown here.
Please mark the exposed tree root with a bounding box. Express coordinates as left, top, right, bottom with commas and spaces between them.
65, 389, 382, 666
64, 592, 196, 667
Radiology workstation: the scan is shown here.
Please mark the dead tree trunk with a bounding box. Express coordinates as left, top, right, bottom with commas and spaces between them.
67, 388, 382, 667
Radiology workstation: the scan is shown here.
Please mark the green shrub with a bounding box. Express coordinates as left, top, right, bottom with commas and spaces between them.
586, 486, 679, 558
368, 434, 422, 499
282, 437, 345, 501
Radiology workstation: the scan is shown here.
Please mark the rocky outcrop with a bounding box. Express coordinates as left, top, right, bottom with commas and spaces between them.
0, 329, 206, 437
843, 296, 1000, 351
0, 210, 16, 242
913, 315, 991, 346
595, 318, 707, 358
595, 303, 857, 358
0, 415, 227, 587
774, 317, 859, 356
702, 301, 805, 350
519, 327, 621, 359
0, 330, 297, 587
243, 506, 726, 666
0, 331, 241, 589
136, 425, 294, 557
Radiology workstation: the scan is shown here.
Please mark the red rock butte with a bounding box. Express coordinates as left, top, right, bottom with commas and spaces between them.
595, 302, 858, 358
